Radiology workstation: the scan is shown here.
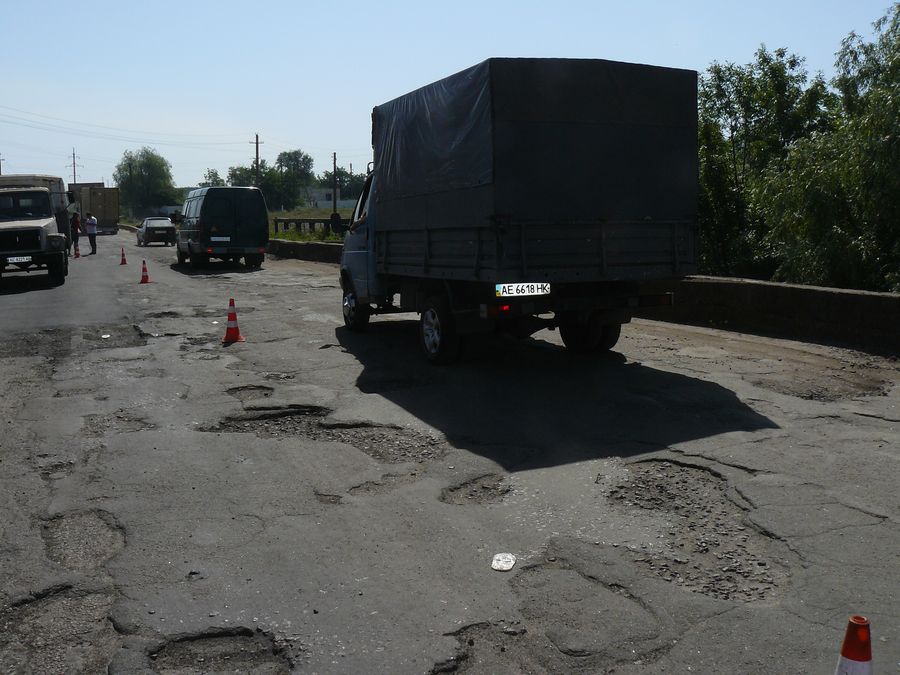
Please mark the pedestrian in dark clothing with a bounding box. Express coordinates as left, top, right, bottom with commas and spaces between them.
70, 213, 81, 256
84, 212, 98, 254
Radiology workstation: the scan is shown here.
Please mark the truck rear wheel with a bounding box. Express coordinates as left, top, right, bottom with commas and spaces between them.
596, 323, 622, 351
420, 296, 461, 364
177, 248, 187, 265
342, 283, 370, 331
559, 319, 596, 353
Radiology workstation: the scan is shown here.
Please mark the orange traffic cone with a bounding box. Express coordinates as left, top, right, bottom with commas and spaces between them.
139, 260, 151, 284
73, 244, 80, 259
835, 615, 872, 674
120, 247, 127, 265
222, 298, 245, 344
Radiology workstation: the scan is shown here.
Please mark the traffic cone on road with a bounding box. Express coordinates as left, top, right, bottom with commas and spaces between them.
119, 247, 127, 265
139, 260, 151, 284
222, 298, 245, 344
835, 615, 873, 674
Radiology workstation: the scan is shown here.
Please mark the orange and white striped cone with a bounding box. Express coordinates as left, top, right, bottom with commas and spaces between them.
120, 247, 127, 265
835, 615, 873, 674
222, 298, 245, 344
139, 260, 151, 284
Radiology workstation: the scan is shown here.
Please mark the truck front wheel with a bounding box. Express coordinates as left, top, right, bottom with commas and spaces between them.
342, 284, 370, 331
48, 255, 66, 286
420, 296, 461, 364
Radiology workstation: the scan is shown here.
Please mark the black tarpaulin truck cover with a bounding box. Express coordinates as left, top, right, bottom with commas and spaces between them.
372, 57, 697, 227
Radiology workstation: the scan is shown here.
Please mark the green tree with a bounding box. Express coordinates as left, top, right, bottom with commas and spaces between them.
698, 47, 838, 277
760, 5, 900, 291
275, 150, 315, 184
317, 168, 367, 201
113, 147, 179, 213
199, 168, 225, 187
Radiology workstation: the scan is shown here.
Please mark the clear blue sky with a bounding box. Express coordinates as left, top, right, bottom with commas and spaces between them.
1, 0, 891, 188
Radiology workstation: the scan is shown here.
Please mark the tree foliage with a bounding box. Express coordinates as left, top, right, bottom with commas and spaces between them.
317, 168, 367, 201
199, 168, 225, 187
699, 5, 899, 291
226, 149, 317, 210
113, 147, 179, 213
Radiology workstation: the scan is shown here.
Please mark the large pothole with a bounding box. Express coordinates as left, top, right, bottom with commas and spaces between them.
42, 510, 125, 571
206, 408, 446, 463
440, 474, 511, 505
148, 627, 292, 674
605, 460, 790, 603
0, 587, 118, 674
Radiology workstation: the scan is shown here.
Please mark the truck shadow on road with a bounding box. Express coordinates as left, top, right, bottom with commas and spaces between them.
336, 322, 779, 470
0, 274, 58, 294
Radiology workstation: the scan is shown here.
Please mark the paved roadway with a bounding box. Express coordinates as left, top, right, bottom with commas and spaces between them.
0, 233, 897, 673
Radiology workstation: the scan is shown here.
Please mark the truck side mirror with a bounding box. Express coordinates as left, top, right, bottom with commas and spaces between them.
170, 213, 182, 224
66, 191, 75, 204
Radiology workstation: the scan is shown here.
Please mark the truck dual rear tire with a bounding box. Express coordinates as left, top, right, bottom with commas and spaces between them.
560, 314, 622, 353
420, 296, 461, 364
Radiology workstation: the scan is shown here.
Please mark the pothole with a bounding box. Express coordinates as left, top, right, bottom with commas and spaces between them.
429, 622, 536, 674
206, 408, 446, 463
314, 491, 343, 505
226, 384, 275, 402
348, 472, 419, 496
80, 324, 148, 349
42, 510, 125, 571
440, 474, 511, 505
0, 327, 73, 360
0, 588, 118, 674
82, 409, 155, 437
149, 627, 291, 674
147, 310, 182, 318
605, 460, 789, 603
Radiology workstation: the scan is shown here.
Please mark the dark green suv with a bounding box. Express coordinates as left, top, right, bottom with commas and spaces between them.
175, 187, 268, 269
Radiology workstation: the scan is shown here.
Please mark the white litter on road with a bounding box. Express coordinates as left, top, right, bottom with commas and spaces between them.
491, 553, 517, 571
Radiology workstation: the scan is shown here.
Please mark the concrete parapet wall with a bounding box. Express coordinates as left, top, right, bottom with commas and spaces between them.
267, 239, 342, 264
635, 276, 899, 356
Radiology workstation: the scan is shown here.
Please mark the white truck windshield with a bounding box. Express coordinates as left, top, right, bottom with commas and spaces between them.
0, 191, 53, 220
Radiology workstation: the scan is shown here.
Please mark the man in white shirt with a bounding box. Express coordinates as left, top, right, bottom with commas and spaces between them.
84, 212, 98, 255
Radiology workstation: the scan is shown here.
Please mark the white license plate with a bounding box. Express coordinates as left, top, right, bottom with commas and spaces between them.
6, 256, 32, 263
495, 282, 551, 297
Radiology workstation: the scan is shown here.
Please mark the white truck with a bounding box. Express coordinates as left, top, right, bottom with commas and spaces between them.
0, 174, 73, 285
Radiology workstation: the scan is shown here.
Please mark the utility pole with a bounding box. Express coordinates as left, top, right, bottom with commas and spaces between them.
329, 152, 340, 234
0, 152, 5, 176
67, 148, 82, 184
249, 134, 263, 186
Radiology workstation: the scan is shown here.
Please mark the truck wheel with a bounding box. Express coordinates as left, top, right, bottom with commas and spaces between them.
420, 296, 461, 364
342, 284, 370, 331
49, 255, 66, 286
245, 254, 264, 268
559, 318, 597, 353
596, 323, 622, 351
177, 248, 187, 265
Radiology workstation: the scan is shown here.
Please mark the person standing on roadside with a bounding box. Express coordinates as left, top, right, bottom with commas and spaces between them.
84, 212, 98, 255
70, 212, 81, 256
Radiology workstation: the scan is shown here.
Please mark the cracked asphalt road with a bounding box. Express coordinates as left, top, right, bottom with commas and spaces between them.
1, 236, 898, 673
